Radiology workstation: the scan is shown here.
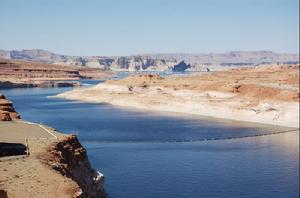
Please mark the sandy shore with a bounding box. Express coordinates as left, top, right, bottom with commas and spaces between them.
56, 64, 299, 128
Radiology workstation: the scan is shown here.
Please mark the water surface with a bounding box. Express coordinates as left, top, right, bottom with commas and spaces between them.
1, 84, 299, 198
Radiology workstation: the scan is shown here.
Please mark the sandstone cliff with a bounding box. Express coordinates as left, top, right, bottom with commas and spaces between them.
0, 93, 20, 121
46, 135, 107, 198
0, 59, 112, 80
0, 59, 113, 88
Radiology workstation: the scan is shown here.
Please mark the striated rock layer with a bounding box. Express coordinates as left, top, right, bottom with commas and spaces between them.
0, 59, 114, 88
0, 93, 20, 121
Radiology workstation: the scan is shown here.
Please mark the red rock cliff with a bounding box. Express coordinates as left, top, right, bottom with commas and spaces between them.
47, 135, 107, 198
0, 93, 20, 121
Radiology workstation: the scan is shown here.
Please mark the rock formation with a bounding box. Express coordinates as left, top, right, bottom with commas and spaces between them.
0, 93, 20, 121
0, 59, 113, 88
46, 135, 107, 198
1, 49, 299, 71
172, 61, 191, 72
0, 190, 8, 198
0, 59, 111, 80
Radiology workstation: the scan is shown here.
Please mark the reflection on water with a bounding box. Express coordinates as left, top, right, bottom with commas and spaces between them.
1, 86, 299, 198
262, 130, 299, 156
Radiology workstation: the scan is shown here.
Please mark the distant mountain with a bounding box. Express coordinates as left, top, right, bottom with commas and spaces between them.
0, 49, 61, 62
0, 49, 298, 71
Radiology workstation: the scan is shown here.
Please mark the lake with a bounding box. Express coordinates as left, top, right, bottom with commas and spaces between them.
1, 82, 299, 198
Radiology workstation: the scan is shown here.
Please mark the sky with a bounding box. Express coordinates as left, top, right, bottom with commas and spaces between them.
0, 0, 299, 56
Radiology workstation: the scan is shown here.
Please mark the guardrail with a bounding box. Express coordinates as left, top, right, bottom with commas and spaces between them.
18, 120, 58, 139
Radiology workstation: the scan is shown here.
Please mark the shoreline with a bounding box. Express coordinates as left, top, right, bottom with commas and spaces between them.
110, 101, 299, 129
0, 80, 81, 89
56, 89, 299, 128
56, 65, 299, 128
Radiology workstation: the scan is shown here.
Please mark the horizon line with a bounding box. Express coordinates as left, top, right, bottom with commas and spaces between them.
1, 48, 299, 57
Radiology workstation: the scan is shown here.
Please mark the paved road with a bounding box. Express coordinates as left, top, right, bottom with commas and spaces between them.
0, 121, 56, 144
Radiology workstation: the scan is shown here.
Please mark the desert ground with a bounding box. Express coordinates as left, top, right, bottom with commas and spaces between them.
0, 121, 80, 198
57, 64, 299, 127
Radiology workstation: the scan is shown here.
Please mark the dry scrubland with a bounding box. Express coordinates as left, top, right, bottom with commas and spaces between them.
57, 64, 299, 127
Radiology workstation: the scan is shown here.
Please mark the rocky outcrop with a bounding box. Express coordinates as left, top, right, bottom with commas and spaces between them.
1, 49, 298, 71
0, 59, 80, 79
0, 190, 8, 198
0, 93, 20, 121
0, 59, 113, 89
0, 81, 81, 89
172, 61, 191, 72
46, 135, 107, 198
109, 56, 177, 71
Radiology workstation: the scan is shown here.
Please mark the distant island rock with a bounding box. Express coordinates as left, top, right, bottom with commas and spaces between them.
172, 61, 191, 72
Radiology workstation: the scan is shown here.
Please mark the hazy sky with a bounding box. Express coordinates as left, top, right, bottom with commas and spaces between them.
0, 0, 299, 56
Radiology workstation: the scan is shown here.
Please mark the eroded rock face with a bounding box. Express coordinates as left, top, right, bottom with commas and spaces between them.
1, 49, 299, 71
110, 56, 176, 71
172, 61, 191, 72
0, 190, 8, 198
0, 59, 113, 87
47, 135, 107, 198
0, 93, 20, 121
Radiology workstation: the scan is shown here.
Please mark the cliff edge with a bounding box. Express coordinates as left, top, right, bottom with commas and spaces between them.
0, 93, 107, 198
45, 135, 107, 198
0, 93, 20, 121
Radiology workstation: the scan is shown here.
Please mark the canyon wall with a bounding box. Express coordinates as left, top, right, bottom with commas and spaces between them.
1, 49, 299, 71
0, 59, 113, 88
0, 59, 111, 80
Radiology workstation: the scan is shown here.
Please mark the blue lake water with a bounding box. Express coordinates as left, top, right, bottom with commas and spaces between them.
1, 82, 299, 198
